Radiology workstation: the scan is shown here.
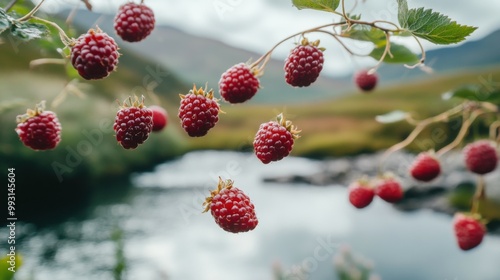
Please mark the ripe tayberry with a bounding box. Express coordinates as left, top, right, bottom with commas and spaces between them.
409, 152, 441, 182
149, 105, 168, 132
463, 140, 498, 175
284, 38, 324, 87
453, 213, 485, 251
113, 96, 153, 149
354, 69, 378, 92
219, 63, 260, 103
15, 101, 61, 151
178, 85, 220, 137
71, 28, 120, 80
114, 2, 155, 42
375, 176, 404, 203
348, 180, 375, 209
253, 113, 300, 164
203, 177, 258, 233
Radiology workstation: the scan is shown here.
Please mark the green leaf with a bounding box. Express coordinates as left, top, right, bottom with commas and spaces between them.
10, 21, 48, 42
369, 42, 419, 64
397, 0, 409, 28
449, 85, 500, 105
292, 0, 340, 13
376, 110, 408, 124
398, 4, 477, 44
0, 8, 12, 34
342, 26, 386, 46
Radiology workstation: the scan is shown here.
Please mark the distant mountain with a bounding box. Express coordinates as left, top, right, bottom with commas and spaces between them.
64, 9, 500, 103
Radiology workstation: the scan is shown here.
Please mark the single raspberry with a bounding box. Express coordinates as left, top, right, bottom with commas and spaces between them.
15, 101, 61, 151
113, 96, 153, 149
463, 140, 498, 175
253, 113, 300, 164
348, 179, 375, 209
71, 28, 120, 80
354, 69, 378, 92
409, 152, 441, 182
453, 213, 486, 251
149, 105, 168, 132
114, 2, 155, 42
178, 85, 220, 137
219, 63, 260, 103
203, 177, 258, 233
375, 176, 403, 203
284, 38, 324, 87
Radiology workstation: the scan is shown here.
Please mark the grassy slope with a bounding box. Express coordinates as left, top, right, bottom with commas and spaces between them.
185, 66, 500, 157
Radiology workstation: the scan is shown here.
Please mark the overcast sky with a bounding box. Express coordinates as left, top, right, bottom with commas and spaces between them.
42, 0, 500, 76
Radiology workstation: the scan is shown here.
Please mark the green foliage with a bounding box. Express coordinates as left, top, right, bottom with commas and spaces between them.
369, 42, 419, 64
450, 85, 500, 104
342, 26, 385, 46
292, 0, 340, 12
397, 0, 477, 44
0, 8, 49, 42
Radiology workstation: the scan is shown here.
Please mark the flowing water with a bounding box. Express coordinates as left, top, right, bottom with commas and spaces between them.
2, 151, 500, 280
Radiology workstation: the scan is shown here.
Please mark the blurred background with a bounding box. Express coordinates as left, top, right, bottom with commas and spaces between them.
1, 0, 500, 279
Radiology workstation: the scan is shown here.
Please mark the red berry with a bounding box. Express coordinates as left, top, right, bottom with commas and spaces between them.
354, 69, 378, 92
463, 140, 498, 175
178, 85, 220, 137
149, 105, 168, 132
284, 38, 324, 87
219, 63, 260, 103
375, 177, 403, 203
15, 101, 61, 151
253, 113, 300, 164
453, 213, 486, 251
71, 28, 120, 80
114, 2, 155, 42
113, 96, 153, 149
348, 180, 375, 209
203, 178, 258, 233
409, 152, 441, 182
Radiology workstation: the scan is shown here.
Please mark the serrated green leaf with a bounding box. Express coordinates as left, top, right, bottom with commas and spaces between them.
342, 26, 385, 45
450, 85, 500, 104
10, 21, 48, 42
397, 0, 408, 28
369, 42, 419, 64
398, 6, 477, 44
292, 0, 340, 13
376, 110, 408, 123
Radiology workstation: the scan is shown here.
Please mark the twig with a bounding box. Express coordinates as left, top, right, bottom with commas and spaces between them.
471, 176, 486, 214
17, 0, 46, 22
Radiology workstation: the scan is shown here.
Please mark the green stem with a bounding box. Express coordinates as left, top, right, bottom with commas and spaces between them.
471, 176, 486, 214
17, 0, 46, 22
31, 16, 73, 46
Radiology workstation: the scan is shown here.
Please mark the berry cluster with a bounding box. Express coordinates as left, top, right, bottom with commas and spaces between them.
348, 175, 404, 209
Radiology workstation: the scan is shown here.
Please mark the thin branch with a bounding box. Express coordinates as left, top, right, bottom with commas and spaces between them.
311, 30, 370, 57
405, 34, 426, 69
436, 112, 477, 156
471, 176, 486, 215
17, 0, 46, 22
31, 16, 73, 46
372, 31, 392, 72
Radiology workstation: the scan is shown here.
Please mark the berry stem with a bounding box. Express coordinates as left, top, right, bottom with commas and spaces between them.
436, 111, 479, 157
17, 0, 46, 22
379, 104, 465, 167
371, 31, 392, 72
404, 34, 426, 69
312, 30, 369, 57
31, 16, 73, 46
471, 176, 486, 215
